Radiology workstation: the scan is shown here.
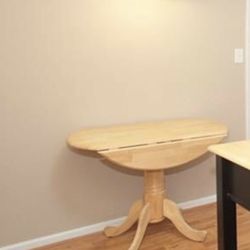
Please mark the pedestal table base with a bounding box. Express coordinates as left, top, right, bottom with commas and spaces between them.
104, 170, 207, 250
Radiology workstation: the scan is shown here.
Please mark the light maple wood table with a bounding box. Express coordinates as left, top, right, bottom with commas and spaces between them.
68, 119, 227, 250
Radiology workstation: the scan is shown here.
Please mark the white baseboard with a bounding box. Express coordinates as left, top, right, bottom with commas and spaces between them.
0, 194, 216, 250
178, 194, 216, 210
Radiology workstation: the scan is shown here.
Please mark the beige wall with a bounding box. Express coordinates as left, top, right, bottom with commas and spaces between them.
0, 0, 246, 247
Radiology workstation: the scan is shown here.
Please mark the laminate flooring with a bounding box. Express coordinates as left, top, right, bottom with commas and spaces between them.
35, 203, 250, 250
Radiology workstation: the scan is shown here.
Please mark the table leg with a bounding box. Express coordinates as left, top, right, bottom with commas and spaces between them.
128, 203, 151, 250
163, 199, 207, 241
216, 157, 237, 250
104, 200, 143, 237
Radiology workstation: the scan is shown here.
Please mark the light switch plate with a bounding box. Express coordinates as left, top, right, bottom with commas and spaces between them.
234, 48, 244, 64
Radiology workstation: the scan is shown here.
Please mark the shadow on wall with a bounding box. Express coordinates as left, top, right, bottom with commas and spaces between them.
51, 145, 142, 224
165, 153, 212, 175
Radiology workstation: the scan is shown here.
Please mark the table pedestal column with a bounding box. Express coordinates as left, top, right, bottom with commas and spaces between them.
104, 170, 207, 250
144, 170, 165, 223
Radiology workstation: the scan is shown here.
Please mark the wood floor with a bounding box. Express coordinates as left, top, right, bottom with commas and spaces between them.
35, 203, 250, 250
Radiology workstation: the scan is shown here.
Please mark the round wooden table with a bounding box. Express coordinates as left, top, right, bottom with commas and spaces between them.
68, 118, 227, 250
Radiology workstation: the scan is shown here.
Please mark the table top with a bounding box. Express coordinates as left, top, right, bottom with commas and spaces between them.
209, 140, 250, 170
68, 119, 227, 152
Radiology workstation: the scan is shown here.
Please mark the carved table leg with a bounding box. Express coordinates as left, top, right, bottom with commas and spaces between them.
104, 200, 143, 237
163, 198, 207, 241
128, 203, 151, 250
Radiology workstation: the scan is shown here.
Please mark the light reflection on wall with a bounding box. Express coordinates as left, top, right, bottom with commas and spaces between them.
86, 0, 191, 50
